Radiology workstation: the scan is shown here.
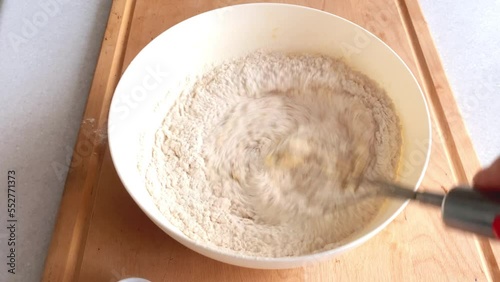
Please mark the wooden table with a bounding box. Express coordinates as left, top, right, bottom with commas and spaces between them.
42, 0, 500, 281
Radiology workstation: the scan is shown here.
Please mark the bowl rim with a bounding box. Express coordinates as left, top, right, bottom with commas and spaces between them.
108, 2, 432, 266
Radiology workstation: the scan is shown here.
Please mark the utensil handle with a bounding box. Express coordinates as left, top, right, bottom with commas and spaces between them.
442, 187, 500, 239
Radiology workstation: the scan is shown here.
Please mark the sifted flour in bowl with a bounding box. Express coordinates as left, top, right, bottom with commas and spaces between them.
144, 51, 402, 257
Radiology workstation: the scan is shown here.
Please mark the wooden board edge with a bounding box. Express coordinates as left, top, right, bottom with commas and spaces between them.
400, 0, 481, 181
396, 0, 500, 280
41, 0, 137, 281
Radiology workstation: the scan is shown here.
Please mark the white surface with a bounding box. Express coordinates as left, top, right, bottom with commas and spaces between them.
0, 1, 112, 282
109, 3, 430, 269
0, 0, 497, 280
420, 0, 500, 166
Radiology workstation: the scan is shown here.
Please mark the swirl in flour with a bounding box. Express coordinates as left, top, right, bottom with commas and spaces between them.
146, 51, 402, 257
206, 88, 383, 224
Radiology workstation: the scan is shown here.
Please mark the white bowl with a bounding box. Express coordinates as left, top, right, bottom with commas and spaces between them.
108, 3, 431, 269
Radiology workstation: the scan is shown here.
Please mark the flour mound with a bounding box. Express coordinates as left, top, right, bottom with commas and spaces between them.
145, 51, 401, 257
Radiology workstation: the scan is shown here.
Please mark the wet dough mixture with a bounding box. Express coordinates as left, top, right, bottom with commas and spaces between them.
145, 51, 402, 257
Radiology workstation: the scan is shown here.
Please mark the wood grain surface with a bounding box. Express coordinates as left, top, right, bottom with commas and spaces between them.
42, 0, 499, 281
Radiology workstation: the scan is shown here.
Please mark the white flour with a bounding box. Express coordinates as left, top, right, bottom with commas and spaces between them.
145, 52, 401, 257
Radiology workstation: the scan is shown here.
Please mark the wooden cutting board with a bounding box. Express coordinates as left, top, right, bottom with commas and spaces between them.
41, 0, 500, 281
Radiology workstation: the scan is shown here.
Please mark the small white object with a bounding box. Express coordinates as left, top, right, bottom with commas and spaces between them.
117, 278, 150, 282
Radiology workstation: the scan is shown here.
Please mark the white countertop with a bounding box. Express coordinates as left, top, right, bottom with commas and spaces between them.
0, 1, 498, 281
